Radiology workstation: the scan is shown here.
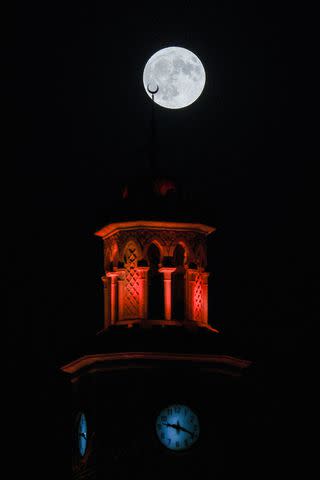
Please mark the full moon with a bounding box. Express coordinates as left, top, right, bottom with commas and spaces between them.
143, 46, 206, 109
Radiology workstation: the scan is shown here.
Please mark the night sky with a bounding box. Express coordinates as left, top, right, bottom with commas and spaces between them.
5, 2, 313, 478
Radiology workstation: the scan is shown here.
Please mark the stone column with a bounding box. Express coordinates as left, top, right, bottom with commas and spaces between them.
101, 275, 110, 329
159, 267, 176, 321
107, 271, 118, 324
116, 269, 126, 321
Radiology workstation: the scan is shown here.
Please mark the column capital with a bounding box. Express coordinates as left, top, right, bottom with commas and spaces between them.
106, 271, 119, 279
186, 268, 198, 282
136, 266, 150, 271
201, 271, 210, 284
115, 268, 126, 281
101, 275, 108, 286
136, 266, 150, 279
159, 266, 176, 277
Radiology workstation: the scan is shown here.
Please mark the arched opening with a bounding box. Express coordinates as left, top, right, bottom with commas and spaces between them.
147, 243, 163, 319
173, 244, 185, 320
195, 244, 206, 269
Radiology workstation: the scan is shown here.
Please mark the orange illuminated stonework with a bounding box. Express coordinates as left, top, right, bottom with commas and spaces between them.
95, 220, 218, 332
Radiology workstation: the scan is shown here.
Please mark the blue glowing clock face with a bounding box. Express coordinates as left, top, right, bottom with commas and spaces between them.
78, 413, 87, 457
156, 404, 200, 451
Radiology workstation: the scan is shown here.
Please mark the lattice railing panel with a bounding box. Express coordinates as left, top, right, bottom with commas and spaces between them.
194, 272, 203, 322
124, 244, 140, 319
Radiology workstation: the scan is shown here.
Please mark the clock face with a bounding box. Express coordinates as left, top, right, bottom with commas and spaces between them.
78, 412, 87, 457
156, 404, 200, 451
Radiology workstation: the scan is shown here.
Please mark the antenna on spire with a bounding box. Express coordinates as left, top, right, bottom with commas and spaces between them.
147, 82, 159, 172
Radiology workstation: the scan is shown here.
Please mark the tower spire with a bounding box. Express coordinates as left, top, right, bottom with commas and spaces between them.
147, 81, 159, 172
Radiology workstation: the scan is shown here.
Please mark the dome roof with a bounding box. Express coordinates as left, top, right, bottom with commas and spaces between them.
97, 169, 216, 227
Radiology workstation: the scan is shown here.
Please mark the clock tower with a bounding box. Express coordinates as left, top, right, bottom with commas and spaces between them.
61, 176, 253, 479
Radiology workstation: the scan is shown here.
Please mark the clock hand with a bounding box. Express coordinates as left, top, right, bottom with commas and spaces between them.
162, 422, 176, 428
176, 421, 195, 438
162, 422, 194, 438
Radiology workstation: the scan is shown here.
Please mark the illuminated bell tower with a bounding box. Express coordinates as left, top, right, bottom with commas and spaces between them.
96, 220, 216, 332
62, 176, 252, 480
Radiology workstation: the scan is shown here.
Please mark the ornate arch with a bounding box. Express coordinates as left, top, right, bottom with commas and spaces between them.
111, 242, 119, 268
168, 238, 191, 265
104, 239, 119, 272
142, 237, 164, 264
195, 244, 207, 269
120, 238, 143, 264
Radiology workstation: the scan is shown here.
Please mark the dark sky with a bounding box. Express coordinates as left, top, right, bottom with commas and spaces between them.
5, 1, 313, 477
